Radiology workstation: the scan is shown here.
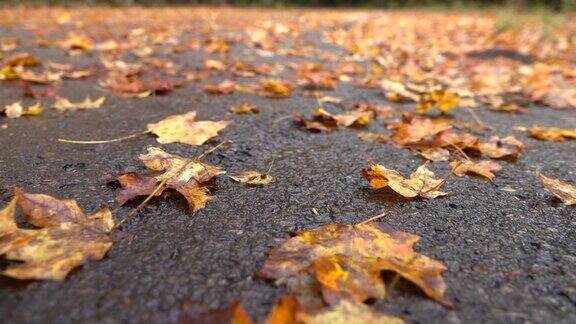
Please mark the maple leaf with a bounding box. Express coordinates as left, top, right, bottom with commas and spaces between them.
0, 190, 113, 280
52, 96, 105, 111
357, 132, 389, 144
179, 299, 251, 324
525, 126, 576, 142
117, 147, 225, 211
204, 80, 237, 95
418, 147, 451, 161
363, 163, 447, 199
301, 300, 404, 324
293, 112, 337, 133
147, 111, 231, 146
4, 102, 42, 118
259, 79, 293, 98
539, 173, 576, 205
258, 223, 448, 305
388, 114, 452, 146
230, 103, 260, 114
450, 160, 502, 181
230, 171, 275, 186
415, 90, 460, 114
312, 109, 373, 127
474, 136, 525, 159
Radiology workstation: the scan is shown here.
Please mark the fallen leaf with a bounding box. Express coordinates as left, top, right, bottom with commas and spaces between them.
363, 163, 447, 198
0, 190, 113, 280
450, 160, 502, 181
301, 300, 404, 324
265, 295, 300, 324
258, 222, 448, 305
312, 109, 373, 127
231, 103, 260, 114
52, 96, 105, 111
4, 102, 42, 118
416, 90, 460, 114
388, 114, 452, 146
260, 79, 293, 98
147, 111, 231, 146
117, 147, 225, 211
294, 112, 337, 132
539, 173, 576, 205
204, 80, 237, 94
526, 126, 576, 142
179, 299, 251, 324
474, 136, 524, 159
418, 147, 450, 161
357, 132, 389, 144
230, 171, 274, 186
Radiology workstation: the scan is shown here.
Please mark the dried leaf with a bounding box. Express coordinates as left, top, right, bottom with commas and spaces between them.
260, 79, 293, 98
258, 222, 448, 305
231, 103, 260, 114
4, 102, 42, 118
117, 147, 225, 211
230, 171, 274, 186
179, 299, 251, 324
363, 163, 447, 198
389, 114, 452, 146
0, 191, 113, 280
416, 90, 460, 114
265, 295, 299, 324
526, 126, 576, 142
450, 160, 502, 181
302, 300, 404, 324
147, 111, 231, 146
474, 136, 524, 159
294, 112, 337, 133
204, 80, 237, 95
357, 132, 389, 144
418, 147, 450, 162
52, 96, 105, 111
539, 173, 576, 205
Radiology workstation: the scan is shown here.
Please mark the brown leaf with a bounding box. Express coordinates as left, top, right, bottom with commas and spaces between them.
258, 223, 448, 305
450, 160, 502, 181
230, 171, 275, 186
147, 111, 231, 146
117, 147, 225, 211
293, 112, 337, 133
474, 136, 524, 159
539, 173, 576, 205
388, 114, 452, 146
0, 191, 113, 280
363, 163, 447, 199
179, 299, 251, 324
204, 80, 237, 95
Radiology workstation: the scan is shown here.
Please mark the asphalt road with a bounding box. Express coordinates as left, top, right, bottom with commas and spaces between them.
1, 14, 576, 324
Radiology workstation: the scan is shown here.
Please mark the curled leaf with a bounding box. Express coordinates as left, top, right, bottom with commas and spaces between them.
474, 136, 524, 159
539, 173, 576, 205
526, 126, 576, 142
52, 96, 105, 111
363, 163, 447, 199
4, 102, 42, 118
450, 160, 502, 181
230, 171, 275, 186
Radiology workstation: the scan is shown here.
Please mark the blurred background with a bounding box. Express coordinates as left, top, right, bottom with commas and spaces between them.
1, 0, 574, 11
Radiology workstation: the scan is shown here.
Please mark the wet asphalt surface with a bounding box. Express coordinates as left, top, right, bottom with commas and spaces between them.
1, 20, 576, 324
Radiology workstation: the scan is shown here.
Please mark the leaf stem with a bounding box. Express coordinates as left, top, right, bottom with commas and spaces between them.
58, 130, 150, 144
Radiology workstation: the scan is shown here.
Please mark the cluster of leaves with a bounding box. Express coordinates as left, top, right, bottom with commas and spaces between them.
1, 7, 575, 323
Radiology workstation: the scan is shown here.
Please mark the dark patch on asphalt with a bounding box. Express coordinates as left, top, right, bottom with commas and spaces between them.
1, 27, 575, 324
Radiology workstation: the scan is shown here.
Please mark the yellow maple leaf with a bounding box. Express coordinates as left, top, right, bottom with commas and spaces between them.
147, 111, 231, 146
